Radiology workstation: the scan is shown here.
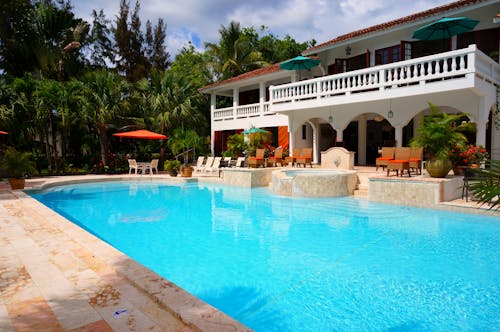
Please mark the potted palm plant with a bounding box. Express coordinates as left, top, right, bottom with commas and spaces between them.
0, 147, 37, 189
410, 103, 473, 178
168, 128, 203, 178
164, 159, 181, 177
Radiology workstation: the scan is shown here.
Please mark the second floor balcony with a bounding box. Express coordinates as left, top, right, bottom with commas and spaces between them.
212, 45, 499, 122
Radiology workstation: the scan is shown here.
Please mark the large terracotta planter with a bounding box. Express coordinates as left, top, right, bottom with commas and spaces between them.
425, 159, 452, 178
8, 178, 25, 190
180, 166, 193, 178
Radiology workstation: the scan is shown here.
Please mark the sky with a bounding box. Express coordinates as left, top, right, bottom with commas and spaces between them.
71, 0, 453, 57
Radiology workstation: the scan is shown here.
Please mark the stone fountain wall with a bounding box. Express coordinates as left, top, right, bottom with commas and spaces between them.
320, 147, 355, 170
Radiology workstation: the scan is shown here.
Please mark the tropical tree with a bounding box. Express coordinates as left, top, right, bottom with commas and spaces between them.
113, 0, 149, 82
33, 78, 63, 173
469, 159, 500, 210
145, 18, 170, 71
0, 74, 38, 151
88, 9, 114, 69
136, 70, 206, 165
81, 70, 130, 166
205, 21, 267, 80
167, 128, 204, 165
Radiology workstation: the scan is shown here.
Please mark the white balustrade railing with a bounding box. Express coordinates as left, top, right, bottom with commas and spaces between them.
270, 45, 489, 105
212, 45, 498, 121
213, 106, 234, 121
213, 102, 271, 121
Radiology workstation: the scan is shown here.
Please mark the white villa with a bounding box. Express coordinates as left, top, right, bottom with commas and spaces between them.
200, 0, 500, 165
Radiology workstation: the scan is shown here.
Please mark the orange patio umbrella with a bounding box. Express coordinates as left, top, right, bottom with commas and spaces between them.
113, 129, 167, 141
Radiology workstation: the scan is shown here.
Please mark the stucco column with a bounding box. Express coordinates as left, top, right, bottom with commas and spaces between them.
335, 127, 344, 143
309, 121, 320, 164
288, 116, 295, 156
357, 115, 367, 164
259, 82, 265, 114
413, 112, 424, 134
475, 120, 487, 147
210, 94, 216, 156
210, 131, 215, 156
395, 125, 403, 147
233, 88, 239, 118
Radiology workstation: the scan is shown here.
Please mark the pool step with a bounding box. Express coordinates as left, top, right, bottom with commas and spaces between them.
353, 172, 370, 198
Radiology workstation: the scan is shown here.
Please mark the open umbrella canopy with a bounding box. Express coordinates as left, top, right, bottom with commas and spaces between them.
412, 17, 479, 41
113, 129, 167, 140
0, 131, 8, 135
280, 55, 320, 71
243, 127, 269, 134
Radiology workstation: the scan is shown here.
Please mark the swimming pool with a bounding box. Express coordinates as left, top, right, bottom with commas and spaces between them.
31, 181, 500, 331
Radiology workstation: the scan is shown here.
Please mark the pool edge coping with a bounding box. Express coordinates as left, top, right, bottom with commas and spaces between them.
17, 183, 252, 332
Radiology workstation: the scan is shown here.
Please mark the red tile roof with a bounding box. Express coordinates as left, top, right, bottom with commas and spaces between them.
200, 0, 485, 91
305, 0, 484, 54
199, 63, 281, 91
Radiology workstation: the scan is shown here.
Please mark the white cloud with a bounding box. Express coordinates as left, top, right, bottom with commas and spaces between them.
71, 0, 453, 56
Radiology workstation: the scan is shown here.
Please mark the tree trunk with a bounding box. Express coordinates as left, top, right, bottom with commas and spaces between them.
97, 125, 109, 167
159, 144, 165, 171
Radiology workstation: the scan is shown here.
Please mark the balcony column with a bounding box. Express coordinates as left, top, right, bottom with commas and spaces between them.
357, 115, 367, 164
476, 120, 487, 147
307, 120, 320, 164
394, 125, 403, 147
334, 127, 344, 145
259, 82, 265, 115
288, 116, 295, 157
413, 112, 424, 134
210, 93, 216, 156
233, 87, 239, 118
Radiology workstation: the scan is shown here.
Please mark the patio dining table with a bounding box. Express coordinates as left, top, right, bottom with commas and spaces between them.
137, 161, 152, 174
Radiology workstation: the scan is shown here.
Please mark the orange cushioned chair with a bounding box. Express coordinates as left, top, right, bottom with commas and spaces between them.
387, 147, 411, 177
295, 148, 313, 168
284, 148, 300, 167
376, 147, 395, 171
248, 148, 265, 168
409, 147, 423, 175
267, 148, 283, 167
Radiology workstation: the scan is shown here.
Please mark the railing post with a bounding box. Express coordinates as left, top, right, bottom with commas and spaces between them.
317, 81, 321, 100
379, 69, 385, 91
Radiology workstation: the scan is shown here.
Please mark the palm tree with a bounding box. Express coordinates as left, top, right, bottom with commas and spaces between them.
81, 70, 129, 166
205, 21, 267, 80
57, 79, 85, 161
33, 78, 62, 173
137, 70, 205, 165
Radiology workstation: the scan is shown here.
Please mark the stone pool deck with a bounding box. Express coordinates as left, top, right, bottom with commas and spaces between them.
0, 175, 250, 332
0, 170, 497, 331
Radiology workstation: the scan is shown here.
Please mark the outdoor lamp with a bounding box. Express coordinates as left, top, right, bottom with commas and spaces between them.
345, 45, 351, 56
388, 110, 394, 118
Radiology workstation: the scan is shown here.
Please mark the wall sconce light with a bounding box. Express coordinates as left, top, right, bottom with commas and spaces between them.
388, 110, 394, 118
345, 45, 351, 56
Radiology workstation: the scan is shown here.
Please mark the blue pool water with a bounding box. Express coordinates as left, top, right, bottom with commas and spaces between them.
31, 181, 500, 331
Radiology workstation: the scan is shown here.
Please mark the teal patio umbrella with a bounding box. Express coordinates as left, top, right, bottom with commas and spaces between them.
412, 17, 479, 41
280, 55, 320, 71
243, 127, 269, 134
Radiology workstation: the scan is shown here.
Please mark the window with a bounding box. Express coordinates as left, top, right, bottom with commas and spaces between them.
375, 45, 401, 65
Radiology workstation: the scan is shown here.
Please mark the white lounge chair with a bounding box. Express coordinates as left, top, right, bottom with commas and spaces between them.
205, 156, 222, 175
193, 156, 205, 173
223, 156, 232, 167
235, 157, 245, 167
201, 156, 215, 173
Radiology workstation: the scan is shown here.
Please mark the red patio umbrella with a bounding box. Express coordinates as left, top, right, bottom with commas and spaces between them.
113, 129, 167, 140
0, 131, 8, 135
